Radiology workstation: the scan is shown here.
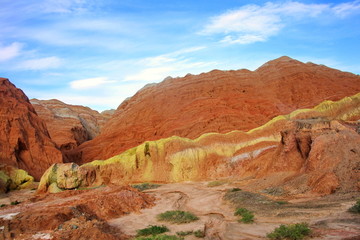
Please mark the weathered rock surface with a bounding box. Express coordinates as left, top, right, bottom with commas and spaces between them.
0, 165, 34, 193
0, 78, 62, 180
30, 99, 113, 154
73, 56, 360, 163
0, 185, 154, 240
39, 93, 360, 195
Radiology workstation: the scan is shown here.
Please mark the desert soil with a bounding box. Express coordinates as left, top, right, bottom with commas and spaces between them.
110, 181, 360, 240
0, 181, 359, 240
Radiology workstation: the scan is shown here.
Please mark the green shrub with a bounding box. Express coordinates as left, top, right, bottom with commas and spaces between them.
234, 208, 254, 223
207, 181, 226, 187
234, 208, 248, 216
276, 201, 288, 205
230, 188, 242, 192
157, 210, 199, 224
194, 230, 205, 238
348, 199, 360, 213
176, 231, 193, 236
132, 183, 161, 191
0, 204, 6, 208
134, 235, 183, 240
10, 200, 20, 205
137, 225, 169, 236
239, 211, 254, 223
267, 223, 311, 240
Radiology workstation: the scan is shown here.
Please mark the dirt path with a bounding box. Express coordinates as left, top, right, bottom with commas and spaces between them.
109, 182, 360, 240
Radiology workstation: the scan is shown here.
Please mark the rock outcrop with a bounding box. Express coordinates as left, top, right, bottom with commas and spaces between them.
39, 93, 360, 195
0, 164, 34, 193
30, 99, 113, 154
72, 56, 360, 163
0, 185, 154, 239
0, 78, 62, 180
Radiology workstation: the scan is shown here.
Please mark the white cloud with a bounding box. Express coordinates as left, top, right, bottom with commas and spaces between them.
70, 77, 115, 89
124, 67, 174, 82
202, 1, 360, 44
221, 34, 266, 44
333, 0, 360, 17
123, 46, 215, 82
0, 42, 22, 62
16, 56, 62, 70
42, 0, 89, 13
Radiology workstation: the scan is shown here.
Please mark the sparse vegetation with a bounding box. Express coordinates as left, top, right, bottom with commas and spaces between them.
267, 223, 311, 240
157, 210, 199, 224
234, 208, 254, 223
194, 230, 205, 238
132, 183, 161, 191
230, 188, 242, 192
10, 200, 20, 205
0, 204, 6, 207
207, 181, 226, 187
348, 199, 360, 213
136, 225, 169, 236
176, 231, 193, 236
276, 201, 288, 205
134, 235, 183, 240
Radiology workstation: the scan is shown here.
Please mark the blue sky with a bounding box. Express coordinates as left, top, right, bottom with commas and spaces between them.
1, 0, 360, 111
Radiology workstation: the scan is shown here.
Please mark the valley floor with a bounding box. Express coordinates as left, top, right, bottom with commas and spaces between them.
0, 181, 359, 240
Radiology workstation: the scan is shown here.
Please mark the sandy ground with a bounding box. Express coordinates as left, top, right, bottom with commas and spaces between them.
0, 181, 359, 239
109, 181, 360, 240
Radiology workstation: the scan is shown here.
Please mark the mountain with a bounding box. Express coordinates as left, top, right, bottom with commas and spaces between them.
0, 78, 62, 180
39, 93, 360, 195
70, 56, 360, 163
30, 99, 113, 156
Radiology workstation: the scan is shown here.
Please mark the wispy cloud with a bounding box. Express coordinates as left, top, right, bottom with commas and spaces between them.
70, 77, 115, 89
41, 0, 91, 14
0, 42, 23, 62
124, 67, 174, 82
201, 1, 360, 44
16, 56, 62, 70
333, 0, 360, 17
123, 46, 215, 82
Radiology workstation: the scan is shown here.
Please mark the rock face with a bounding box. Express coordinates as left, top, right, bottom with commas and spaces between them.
73, 56, 360, 163
39, 93, 360, 195
30, 99, 113, 154
0, 78, 62, 180
0, 185, 154, 240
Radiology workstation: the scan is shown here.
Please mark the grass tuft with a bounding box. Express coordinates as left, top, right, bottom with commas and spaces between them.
176, 231, 193, 236
207, 181, 226, 187
157, 210, 199, 224
267, 223, 311, 240
134, 235, 183, 240
136, 225, 169, 236
348, 199, 360, 213
230, 188, 242, 192
194, 230, 205, 238
10, 200, 20, 205
234, 208, 254, 223
132, 183, 161, 191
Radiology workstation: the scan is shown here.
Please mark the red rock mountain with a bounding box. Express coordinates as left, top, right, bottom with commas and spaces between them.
30, 99, 113, 153
0, 78, 62, 180
72, 56, 360, 163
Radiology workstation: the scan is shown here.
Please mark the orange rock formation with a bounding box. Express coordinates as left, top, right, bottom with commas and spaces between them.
72, 56, 360, 164
30, 99, 113, 154
39, 93, 360, 195
0, 78, 62, 180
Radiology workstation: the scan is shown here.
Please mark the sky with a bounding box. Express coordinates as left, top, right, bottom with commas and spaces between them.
1, 0, 360, 111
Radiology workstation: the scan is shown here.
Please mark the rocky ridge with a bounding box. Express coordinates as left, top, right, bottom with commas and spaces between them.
0, 78, 62, 180
30, 99, 113, 155
39, 93, 360, 196
72, 56, 360, 164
